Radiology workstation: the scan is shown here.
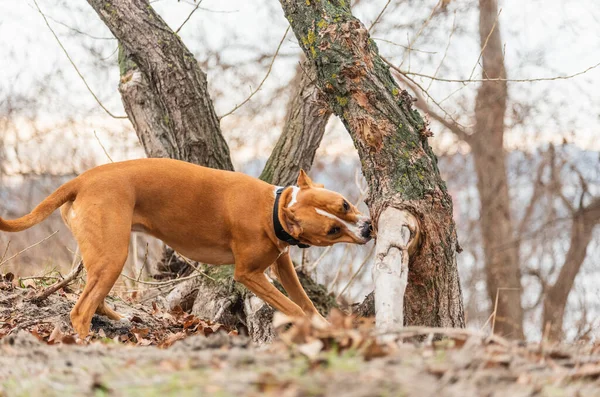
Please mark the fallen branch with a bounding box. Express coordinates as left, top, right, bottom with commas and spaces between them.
29, 261, 84, 303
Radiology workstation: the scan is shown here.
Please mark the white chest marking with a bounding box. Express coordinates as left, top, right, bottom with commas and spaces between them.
315, 208, 361, 238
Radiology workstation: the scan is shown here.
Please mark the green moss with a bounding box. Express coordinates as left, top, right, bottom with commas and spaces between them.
392, 87, 399, 96
307, 29, 316, 44
336, 96, 348, 107
310, 46, 317, 58
317, 19, 328, 29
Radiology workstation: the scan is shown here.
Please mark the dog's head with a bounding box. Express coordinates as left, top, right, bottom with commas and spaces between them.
280, 170, 373, 247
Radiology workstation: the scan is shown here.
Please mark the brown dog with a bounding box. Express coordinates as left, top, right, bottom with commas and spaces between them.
0, 158, 372, 337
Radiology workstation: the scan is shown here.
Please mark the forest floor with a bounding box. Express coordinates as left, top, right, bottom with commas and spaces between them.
1, 273, 600, 396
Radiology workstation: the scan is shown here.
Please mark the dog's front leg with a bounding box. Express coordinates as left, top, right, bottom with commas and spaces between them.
234, 266, 306, 318
274, 252, 327, 322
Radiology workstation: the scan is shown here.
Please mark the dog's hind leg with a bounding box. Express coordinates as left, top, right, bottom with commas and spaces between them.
67, 203, 132, 338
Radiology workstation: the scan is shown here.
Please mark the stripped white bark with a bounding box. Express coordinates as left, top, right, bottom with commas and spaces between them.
373, 207, 419, 339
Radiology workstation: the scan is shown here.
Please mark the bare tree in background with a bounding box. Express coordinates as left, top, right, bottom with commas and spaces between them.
393, 0, 600, 340
471, 0, 524, 339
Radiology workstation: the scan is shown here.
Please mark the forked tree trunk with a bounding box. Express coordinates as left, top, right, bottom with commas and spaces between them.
279, 0, 465, 329
542, 198, 600, 340
472, 0, 524, 339
87, 0, 336, 342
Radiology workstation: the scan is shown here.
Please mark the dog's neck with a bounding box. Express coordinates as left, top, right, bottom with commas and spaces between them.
272, 186, 310, 249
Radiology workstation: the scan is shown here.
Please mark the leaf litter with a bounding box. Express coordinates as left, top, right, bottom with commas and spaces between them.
1, 271, 600, 396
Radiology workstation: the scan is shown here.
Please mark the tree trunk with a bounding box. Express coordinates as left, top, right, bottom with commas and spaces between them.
542, 198, 600, 340
472, 0, 524, 339
260, 59, 331, 186
90, 0, 233, 171
87, 0, 337, 342
279, 0, 465, 328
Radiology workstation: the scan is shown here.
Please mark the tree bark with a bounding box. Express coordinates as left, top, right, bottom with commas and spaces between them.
87, 0, 337, 342
279, 0, 465, 328
89, 0, 233, 171
542, 198, 600, 340
472, 0, 524, 339
260, 59, 331, 186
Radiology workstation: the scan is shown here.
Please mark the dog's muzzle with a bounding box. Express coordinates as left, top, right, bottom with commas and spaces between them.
360, 219, 373, 241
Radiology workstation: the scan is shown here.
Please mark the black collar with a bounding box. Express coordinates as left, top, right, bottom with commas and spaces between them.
273, 187, 310, 249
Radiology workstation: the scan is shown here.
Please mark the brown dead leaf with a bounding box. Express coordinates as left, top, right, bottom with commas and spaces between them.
61, 335, 77, 345
48, 325, 64, 344
159, 332, 186, 348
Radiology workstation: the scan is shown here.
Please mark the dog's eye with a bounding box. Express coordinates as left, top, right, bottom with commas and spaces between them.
342, 200, 350, 212
328, 226, 341, 236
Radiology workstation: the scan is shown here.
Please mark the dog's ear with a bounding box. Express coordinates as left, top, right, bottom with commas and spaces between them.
297, 169, 314, 190
313, 182, 325, 188
282, 207, 303, 238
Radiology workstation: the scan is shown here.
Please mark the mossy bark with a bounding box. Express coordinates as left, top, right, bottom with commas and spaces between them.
279, 0, 464, 328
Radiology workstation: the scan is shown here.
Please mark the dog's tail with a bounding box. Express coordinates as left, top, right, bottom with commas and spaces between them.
0, 179, 78, 232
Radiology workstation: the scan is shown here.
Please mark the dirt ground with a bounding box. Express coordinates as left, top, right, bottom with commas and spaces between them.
1, 274, 600, 397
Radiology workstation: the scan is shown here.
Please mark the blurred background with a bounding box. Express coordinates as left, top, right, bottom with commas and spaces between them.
1, 0, 598, 341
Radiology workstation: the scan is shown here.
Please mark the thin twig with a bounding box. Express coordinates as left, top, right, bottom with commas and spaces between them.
136, 242, 150, 282
219, 26, 290, 120
400, 2, 440, 68
32, 0, 127, 119
337, 243, 375, 299
371, 37, 436, 54
121, 271, 211, 286
93, 131, 114, 163
426, 11, 456, 91
368, 0, 391, 32
387, 58, 469, 133
0, 231, 59, 268
304, 246, 332, 273
468, 8, 501, 81
40, 13, 114, 40
175, 0, 205, 34
29, 261, 84, 303
0, 241, 11, 264
491, 287, 521, 335
402, 62, 600, 84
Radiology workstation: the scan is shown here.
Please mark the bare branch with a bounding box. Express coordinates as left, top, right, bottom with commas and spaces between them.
29, 261, 84, 303
33, 0, 127, 119
368, 0, 391, 33
402, 61, 600, 84
0, 231, 59, 268
219, 26, 290, 120
93, 131, 114, 163
389, 61, 471, 143
175, 0, 205, 34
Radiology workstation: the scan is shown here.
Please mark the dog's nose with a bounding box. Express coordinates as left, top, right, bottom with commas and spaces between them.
361, 220, 373, 239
